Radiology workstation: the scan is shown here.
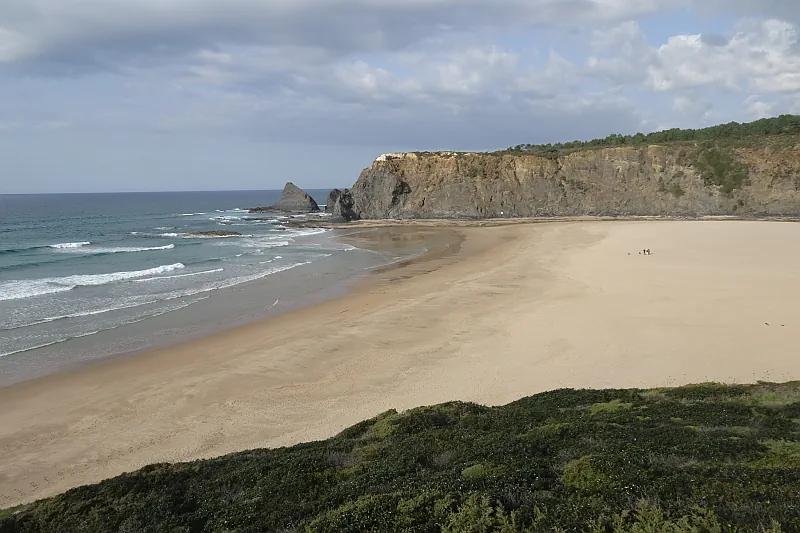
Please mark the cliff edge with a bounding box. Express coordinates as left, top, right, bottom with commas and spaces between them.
328, 140, 800, 220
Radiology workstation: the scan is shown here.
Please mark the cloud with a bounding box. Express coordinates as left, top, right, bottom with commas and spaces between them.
672, 96, 712, 119
587, 21, 656, 84
647, 19, 800, 93
0, 0, 678, 71
699, 0, 800, 26
744, 95, 775, 119
1, 0, 800, 159
122, 43, 641, 148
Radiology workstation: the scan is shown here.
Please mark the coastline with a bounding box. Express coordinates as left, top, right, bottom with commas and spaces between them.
0, 227, 437, 387
285, 214, 800, 230
3, 220, 800, 507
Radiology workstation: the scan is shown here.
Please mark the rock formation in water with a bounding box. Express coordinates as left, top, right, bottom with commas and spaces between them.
250, 183, 320, 213
326, 143, 800, 220
187, 230, 243, 237
325, 189, 358, 221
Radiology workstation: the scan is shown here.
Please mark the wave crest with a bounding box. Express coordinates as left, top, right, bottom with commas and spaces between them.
0, 263, 186, 301
55, 244, 175, 254
48, 242, 91, 249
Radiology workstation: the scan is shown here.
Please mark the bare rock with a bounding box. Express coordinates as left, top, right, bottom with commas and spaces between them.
341, 147, 800, 219
326, 189, 359, 221
270, 182, 320, 213
186, 230, 242, 237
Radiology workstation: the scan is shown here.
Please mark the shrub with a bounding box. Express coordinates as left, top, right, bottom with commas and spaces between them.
3, 383, 799, 532
691, 145, 750, 196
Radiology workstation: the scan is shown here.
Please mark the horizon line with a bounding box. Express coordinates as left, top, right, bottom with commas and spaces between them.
0, 187, 342, 196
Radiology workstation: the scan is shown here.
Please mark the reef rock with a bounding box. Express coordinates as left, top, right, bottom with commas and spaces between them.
186, 230, 242, 237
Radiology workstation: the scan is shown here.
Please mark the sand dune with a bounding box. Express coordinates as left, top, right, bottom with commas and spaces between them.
2, 220, 800, 507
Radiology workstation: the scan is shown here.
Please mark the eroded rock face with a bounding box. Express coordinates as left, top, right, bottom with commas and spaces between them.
250, 183, 320, 213
326, 189, 359, 221
339, 147, 800, 219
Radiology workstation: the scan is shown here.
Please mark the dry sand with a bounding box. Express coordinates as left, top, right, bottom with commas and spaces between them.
2, 220, 800, 507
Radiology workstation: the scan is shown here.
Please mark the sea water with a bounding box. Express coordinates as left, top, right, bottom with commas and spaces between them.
0, 191, 408, 385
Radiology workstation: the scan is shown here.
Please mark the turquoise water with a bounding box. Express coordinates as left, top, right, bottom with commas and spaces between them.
0, 191, 390, 383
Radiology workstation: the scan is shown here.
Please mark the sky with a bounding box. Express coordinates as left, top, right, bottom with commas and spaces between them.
1, 1, 799, 193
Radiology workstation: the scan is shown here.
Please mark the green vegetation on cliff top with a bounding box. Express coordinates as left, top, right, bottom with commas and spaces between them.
502, 114, 800, 155
3, 382, 800, 532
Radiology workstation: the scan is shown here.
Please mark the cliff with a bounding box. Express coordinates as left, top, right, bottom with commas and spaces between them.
328, 141, 800, 220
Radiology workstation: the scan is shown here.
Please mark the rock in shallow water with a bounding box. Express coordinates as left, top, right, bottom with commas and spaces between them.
326, 188, 359, 221
248, 182, 320, 214
186, 230, 242, 237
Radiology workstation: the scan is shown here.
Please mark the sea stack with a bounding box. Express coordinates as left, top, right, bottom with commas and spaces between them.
247, 183, 320, 213
271, 182, 320, 213
326, 188, 359, 221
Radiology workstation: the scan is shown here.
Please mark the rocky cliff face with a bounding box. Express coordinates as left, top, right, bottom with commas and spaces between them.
326, 189, 358, 221
327, 143, 800, 220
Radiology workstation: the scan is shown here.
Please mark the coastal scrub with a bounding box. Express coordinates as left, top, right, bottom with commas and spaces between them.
2, 382, 799, 532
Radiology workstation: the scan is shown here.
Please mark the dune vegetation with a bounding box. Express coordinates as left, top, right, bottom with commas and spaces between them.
2, 382, 800, 532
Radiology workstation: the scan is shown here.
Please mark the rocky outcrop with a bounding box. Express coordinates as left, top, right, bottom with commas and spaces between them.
336, 144, 800, 219
187, 230, 242, 237
326, 189, 358, 221
250, 182, 319, 213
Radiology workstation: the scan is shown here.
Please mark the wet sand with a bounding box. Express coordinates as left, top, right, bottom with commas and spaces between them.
2, 220, 800, 507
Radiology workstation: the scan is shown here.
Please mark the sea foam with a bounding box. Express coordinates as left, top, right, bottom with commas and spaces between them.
56, 244, 175, 254
48, 242, 91, 249
0, 263, 186, 301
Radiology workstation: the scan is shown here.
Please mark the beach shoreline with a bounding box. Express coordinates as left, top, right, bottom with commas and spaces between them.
3, 220, 800, 508
0, 226, 449, 388
284, 214, 800, 230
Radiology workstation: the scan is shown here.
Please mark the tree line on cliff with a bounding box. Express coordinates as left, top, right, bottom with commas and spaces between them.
2, 382, 799, 532
502, 114, 800, 156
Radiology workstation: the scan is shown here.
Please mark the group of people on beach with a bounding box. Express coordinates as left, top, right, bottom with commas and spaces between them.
639, 249, 652, 255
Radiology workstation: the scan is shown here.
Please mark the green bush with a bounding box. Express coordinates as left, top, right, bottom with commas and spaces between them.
691, 145, 750, 196
588, 399, 633, 415
669, 183, 685, 198
500, 114, 800, 156
3, 383, 800, 532
561, 455, 614, 491
461, 463, 504, 479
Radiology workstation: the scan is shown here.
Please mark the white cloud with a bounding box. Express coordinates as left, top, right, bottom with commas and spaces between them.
647, 19, 800, 93
591, 20, 644, 50
1, 0, 799, 153
672, 95, 712, 120
587, 20, 655, 84
744, 95, 775, 119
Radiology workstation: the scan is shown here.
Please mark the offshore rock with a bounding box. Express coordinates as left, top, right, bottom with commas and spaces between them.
326, 189, 359, 221
186, 230, 242, 237
250, 183, 320, 213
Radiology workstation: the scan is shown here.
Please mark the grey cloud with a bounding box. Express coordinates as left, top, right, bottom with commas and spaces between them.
0, 0, 677, 72
586, 21, 656, 85
238, 94, 643, 148
1, 0, 795, 159
697, 0, 800, 25
699, 33, 728, 46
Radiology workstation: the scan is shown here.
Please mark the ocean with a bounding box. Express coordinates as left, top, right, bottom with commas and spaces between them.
0, 191, 413, 386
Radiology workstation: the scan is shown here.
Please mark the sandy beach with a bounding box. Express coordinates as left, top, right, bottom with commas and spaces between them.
2, 220, 800, 508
